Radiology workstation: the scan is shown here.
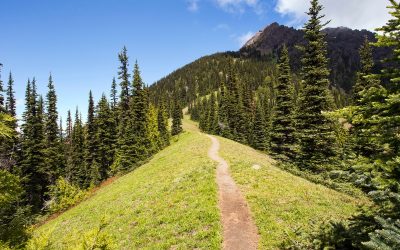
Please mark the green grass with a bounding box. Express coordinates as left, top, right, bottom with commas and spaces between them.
34, 116, 368, 249
217, 136, 368, 249
32, 131, 222, 249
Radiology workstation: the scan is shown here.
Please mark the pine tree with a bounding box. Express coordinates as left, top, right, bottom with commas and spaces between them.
5, 72, 16, 118
353, 37, 380, 103
20, 79, 47, 211
374, 0, 400, 93
270, 45, 296, 160
114, 62, 149, 171
251, 101, 268, 151
171, 98, 182, 136
0, 65, 4, 113
85, 91, 99, 185
157, 100, 170, 148
117, 47, 131, 145
69, 108, 86, 187
44, 74, 63, 184
110, 77, 118, 111
95, 94, 114, 180
295, 0, 338, 170
208, 92, 219, 134
147, 104, 161, 154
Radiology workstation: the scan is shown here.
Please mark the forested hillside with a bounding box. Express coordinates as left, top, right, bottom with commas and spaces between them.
154, 0, 400, 248
0, 0, 399, 249
0, 48, 182, 249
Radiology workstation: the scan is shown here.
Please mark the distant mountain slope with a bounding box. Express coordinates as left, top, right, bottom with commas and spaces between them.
240, 22, 391, 91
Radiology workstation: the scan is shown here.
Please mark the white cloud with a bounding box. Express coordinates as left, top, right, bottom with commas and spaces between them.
275, 0, 391, 31
215, 0, 264, 14
236, 31, 255, 46
187, 0, 200, 12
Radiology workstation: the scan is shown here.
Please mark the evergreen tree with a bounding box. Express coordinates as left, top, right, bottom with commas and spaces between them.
208, 92, 219, 134
44, 74, 63, 184
157, 100, 170, 148
95, 94, 114, 180
0, 65, 4, 113
110, 77, 118, 111
374, 0, 400, 93
85, 91, 99, 185
147, 104, 161, 154
353, 37, 380, 103
270, 45, 296, 160
251, 101, 268, 151
117, 47, 131, 145
171, 98, 182, 136
20, 79, 47, 212
295, 0, 338, 170
114, 62, 149, 171
5, 72, 16, 118
68, 109, 86, 187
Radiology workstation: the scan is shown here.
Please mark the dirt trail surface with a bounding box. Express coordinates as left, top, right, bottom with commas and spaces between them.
207, 135, 259, 250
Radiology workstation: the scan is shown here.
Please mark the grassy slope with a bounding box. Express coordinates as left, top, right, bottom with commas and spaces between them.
34, 116, 366, 249
33, 131, 221, 249
217, 136, 367, 249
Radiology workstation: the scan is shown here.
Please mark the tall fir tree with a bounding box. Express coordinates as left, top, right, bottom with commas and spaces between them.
68, 109, 86, 187
44, 74, 63, 184
270, 45, 296, 161
85, 91, 100, 185
251, 101, 268, 151
117, 47, 131, 146
157, 99, 170, 148
374, 0, 400, 93
6, 72, 16, 118
20, 79, 47, 212
353, 37, 380, 103
95, 94, 114, 181
0, 65, 4, 113
171, 97, 182, 136
295, 0, 338, 170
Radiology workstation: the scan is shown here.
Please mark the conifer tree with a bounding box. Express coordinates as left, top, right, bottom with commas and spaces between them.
5, 72, 16, 118
147, 104, 161, 154
252, 101, 268, 150
171, 98, 182, 136
95, 94, 114, 180
208, 92, 219, 134
85, 91, 100, 185
117, 47, 131, 144
20, 79, 47, 211
353, 37, 380, 103
295, 0, 338, 169
130, 62, 149, 160
270, 45, 296, 160
110, 77, 118, 111
44, 74, 63, 184
69, 109, 86, 187
0, 65, 4, 113
374, 0, 400, 93
157, 100, 170, 148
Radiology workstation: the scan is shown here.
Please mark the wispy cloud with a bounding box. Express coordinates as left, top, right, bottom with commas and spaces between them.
214, 0, 264, 15
275, 0, 390, 31
187, 0, 200, 12
213, 23, 230, 31
236, 31, 255, 46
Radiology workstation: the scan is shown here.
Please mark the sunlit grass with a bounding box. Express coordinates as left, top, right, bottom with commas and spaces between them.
33, 131, 222, 249
217, 136, 368, 249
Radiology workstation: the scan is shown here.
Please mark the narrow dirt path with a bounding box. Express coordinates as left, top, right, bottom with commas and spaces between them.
206, 135, 259, 250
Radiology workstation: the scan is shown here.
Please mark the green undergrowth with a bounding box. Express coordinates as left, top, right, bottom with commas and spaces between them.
217, 136, 369, 249
31, 131, 221, 249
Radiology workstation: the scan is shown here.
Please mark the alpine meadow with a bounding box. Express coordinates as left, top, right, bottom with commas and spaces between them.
1, 0, 399, 249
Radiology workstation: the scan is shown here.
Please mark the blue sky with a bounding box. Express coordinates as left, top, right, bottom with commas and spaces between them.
0, 0, 390, 122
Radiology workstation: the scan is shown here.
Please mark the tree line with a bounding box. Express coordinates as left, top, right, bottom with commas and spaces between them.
0, 48, 183, 247
189, 0, 400, 248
